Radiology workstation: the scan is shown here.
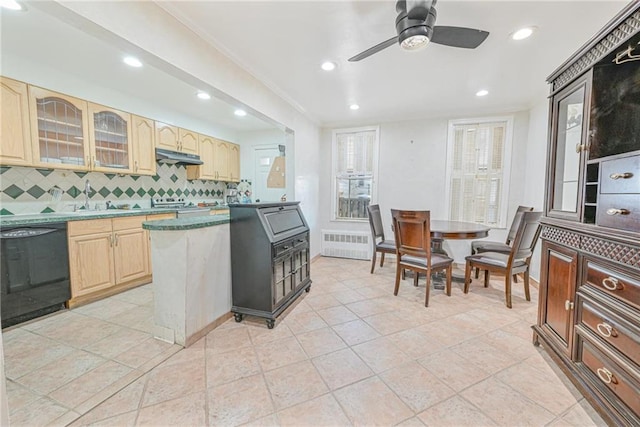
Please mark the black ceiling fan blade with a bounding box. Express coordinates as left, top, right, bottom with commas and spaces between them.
431, 26, 489, 49
348, 36, 398, 62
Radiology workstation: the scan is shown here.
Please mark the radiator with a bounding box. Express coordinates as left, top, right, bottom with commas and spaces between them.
321, 230, 372, 260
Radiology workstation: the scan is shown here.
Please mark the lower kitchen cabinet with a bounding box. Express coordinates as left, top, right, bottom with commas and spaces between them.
67, 215, 151, 306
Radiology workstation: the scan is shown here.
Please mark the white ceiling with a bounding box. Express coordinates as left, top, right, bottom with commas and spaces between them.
157, 0, 628, 126
1, 1, 629, 131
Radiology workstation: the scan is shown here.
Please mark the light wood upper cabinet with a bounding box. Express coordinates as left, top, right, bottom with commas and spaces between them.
213, 138, 230, 181
186, 134, 216, 180
155, 121, 180, 151
29, 86, 91, 170
131, 115, 156, 176
229, 143, 240, 183
179, 128, 199, 155
155, 121, 199, 155
88, 103, 133, 173
0, 77, 32, 166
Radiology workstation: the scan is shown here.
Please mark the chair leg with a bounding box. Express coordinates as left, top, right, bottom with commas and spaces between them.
475, 267, 479, 279
413, 271, 419, 287
402, 269, 406, 280
445, 265, 452, 297
524, 269, 531, 302
484, 270, 490, 287
370, 251, 377, 274
380, 253, 385, 267
464, 261, 472, 294
505, 273, 512, 309
394, 263, 401, 296
513, 274, 518, 283
424, 269, 431, 307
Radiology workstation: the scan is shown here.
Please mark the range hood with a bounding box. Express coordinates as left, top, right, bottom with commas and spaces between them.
155, 148, 203, 165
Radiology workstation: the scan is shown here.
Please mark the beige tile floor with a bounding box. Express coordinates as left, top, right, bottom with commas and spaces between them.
3, 257, 606, 426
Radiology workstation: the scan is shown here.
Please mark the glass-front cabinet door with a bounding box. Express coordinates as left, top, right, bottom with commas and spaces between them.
88, 103, 132, 173
29, 86, 90, 169
546, 71, 592, 221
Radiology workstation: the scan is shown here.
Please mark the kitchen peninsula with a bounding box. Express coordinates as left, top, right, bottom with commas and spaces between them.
143, 214, 231, 347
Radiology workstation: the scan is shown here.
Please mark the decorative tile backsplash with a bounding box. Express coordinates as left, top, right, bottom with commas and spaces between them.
0, 163, 247, 215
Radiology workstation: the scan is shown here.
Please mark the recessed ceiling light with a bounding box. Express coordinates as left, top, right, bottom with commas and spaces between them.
350, 104, 360, 110
321, 61, 336, 71
511, 27, 536, 41
0, 0, 22, 10
234, 109, 247, 117
196, 91, 211, 100
123, 56, 143, 68
476, 89, 489, 97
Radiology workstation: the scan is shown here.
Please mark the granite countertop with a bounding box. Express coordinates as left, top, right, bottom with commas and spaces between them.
0, 206, 230, 227
142, 214, 229, 231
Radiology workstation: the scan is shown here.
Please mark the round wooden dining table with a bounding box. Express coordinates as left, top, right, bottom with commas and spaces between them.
429, 220, 490, 285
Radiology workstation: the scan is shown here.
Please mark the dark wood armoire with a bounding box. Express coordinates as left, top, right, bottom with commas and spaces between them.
533, 3, 640, 425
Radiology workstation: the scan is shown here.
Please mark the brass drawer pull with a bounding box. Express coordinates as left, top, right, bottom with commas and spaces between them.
596, 322, 616, 338
602, 277, 619, 291
609, 172, 633, 180
596, 367, 616, 384
606, 208, 630, 216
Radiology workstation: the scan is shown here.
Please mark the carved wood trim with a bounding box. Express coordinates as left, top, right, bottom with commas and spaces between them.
552, 10, 640, 91
541, 226, 581, 250
541, 225, 640, 270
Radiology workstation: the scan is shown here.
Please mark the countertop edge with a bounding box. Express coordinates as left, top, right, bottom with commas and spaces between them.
143, 215, 230, 231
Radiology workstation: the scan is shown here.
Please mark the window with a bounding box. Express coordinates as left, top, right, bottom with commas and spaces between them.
445, 117, 513, 228
331, 126, 379, 220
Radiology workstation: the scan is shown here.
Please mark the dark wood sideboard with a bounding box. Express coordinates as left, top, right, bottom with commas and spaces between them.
533, 2, 640, 425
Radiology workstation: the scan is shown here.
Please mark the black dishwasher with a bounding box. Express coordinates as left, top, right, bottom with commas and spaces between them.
1, 222, 71, 328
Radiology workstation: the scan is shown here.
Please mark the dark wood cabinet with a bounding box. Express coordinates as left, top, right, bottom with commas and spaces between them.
534, 3, 640, 425
538, 241, 577, 355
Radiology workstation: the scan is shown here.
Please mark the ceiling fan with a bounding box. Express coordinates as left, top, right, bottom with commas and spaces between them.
348, 0, 489, 62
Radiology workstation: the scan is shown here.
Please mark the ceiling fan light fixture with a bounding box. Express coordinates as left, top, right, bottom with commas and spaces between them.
399, 26, 430, 51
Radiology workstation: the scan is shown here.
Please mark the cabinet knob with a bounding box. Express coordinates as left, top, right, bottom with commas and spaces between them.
602, 276, 619, 291
134, 160, 139, 172
596, 322, 616, 338
609, 172, 633, 180
596, 367, 616, 385
606, 208, 630, 216
564, 300, 574, 311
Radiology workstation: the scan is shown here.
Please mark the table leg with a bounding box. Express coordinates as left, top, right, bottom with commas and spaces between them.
431, 238, 465, 285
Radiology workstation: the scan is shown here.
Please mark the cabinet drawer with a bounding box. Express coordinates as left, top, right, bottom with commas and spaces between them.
274, 240, 294, 257
600, 155, 640, 194
577, 333, 640, 416
112, 215, 145, 231
583, 260, 640, 309
68, 218, 112, 236
596, 194, 640, 232
577, 295, 640, 367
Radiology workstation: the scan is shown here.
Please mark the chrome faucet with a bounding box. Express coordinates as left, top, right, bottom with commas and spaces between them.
83, 179, 91, 210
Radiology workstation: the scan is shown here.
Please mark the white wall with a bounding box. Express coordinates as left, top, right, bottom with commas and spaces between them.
319, 109, 546, 274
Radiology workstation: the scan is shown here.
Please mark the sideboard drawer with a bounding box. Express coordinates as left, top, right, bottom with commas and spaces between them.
596, 194, 640, 232
577, 295, 640, 367
577, 333, 640, 416
600, 155, 640, 194
583, 260, 640, 310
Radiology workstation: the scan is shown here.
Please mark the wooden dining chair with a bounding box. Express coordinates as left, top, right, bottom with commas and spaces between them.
463, 211, 542, 308
470, 205, 533, 282
367, 204, 396, 274
391, 209, 453, 307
